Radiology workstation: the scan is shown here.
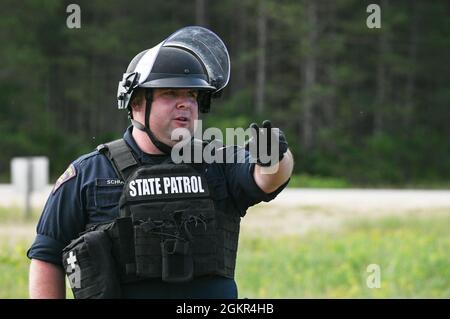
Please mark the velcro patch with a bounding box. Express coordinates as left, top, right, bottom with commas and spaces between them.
52, 164, 77, 194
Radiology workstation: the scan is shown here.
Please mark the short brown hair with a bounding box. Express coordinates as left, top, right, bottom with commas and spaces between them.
129, 88, 146, 109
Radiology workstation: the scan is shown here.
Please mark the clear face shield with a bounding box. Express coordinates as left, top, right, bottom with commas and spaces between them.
118, 26, 230, 109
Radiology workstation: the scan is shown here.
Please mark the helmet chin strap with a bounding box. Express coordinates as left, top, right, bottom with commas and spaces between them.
130, 89, 173, 155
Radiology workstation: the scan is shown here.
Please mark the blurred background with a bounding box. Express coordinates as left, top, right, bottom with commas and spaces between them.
0, 0, 449, 298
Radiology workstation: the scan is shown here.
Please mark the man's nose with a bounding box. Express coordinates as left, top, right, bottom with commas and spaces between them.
176, 102, 189, 110
175, 96, 194, 110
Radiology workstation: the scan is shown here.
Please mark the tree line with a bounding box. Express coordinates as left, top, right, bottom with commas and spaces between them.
1, 0, 449, 186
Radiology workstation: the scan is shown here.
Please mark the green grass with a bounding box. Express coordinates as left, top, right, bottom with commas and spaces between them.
0, 240, 31, 298
1, 212, 448, 298
235, 215, 450, 298
286, 174, 450, 189
0, 239, 74, 298
287, 174, 351, 188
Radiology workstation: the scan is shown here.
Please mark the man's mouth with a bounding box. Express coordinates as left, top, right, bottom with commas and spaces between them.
174, 116, 189, 122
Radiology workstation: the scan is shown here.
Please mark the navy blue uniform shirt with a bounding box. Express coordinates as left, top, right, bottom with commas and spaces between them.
27, 126, 288, 298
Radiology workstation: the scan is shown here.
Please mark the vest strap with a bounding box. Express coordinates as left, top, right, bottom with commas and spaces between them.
97, 139, 139, 181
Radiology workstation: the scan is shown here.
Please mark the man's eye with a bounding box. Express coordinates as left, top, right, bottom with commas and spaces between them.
160, 90, 197, 98
163, 90, 176, 96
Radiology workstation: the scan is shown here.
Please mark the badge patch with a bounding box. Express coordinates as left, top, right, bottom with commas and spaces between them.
52, 164, 77, 194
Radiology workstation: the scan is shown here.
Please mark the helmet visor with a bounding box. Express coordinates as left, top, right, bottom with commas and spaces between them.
134, 26, 230, 92
164, 26, 230, 92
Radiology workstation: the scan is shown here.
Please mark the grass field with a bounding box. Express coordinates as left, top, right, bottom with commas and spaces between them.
0, 207, 449, 298
236, 214, 450, 298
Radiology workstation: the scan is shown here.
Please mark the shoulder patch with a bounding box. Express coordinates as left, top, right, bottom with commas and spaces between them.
52, 164, 77, 194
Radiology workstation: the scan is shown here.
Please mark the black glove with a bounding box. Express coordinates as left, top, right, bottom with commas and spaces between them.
245, 120, 289, 167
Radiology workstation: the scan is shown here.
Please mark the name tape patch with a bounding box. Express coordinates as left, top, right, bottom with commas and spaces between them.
96, 178, 124, 187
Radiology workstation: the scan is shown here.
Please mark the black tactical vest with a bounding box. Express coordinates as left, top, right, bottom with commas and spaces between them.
62, 139, 241, 298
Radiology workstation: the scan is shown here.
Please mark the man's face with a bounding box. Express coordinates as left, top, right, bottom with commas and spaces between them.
146, 88, 199, 146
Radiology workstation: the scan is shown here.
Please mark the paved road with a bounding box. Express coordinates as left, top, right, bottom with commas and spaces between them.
243, 188, 450, 236
271, 188, 450, 210
0, 185, 53, 208
1, 184, 450, 210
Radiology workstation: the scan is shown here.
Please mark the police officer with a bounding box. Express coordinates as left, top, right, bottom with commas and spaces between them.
28, 26, 294, 299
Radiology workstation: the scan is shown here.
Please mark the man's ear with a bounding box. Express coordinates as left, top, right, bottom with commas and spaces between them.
130, 89, 145, 111
131, 100, 141, 111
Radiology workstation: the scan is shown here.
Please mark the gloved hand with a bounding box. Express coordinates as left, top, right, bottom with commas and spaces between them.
245, 120, 289, 167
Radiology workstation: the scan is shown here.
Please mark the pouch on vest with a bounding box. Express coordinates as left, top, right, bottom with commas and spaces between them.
161, 238, 193, 282
62, 225, 121, 299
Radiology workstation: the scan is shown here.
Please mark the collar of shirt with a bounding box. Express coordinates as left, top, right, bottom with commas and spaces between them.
122, 125, 170, 165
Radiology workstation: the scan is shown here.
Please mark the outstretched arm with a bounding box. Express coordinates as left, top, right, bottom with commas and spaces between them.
254, 149, 294, 194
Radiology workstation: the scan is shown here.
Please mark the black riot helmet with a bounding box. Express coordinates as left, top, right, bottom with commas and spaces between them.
122, 46, 217, 113
117, 26, 230, 154
141, 46, 216, 92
